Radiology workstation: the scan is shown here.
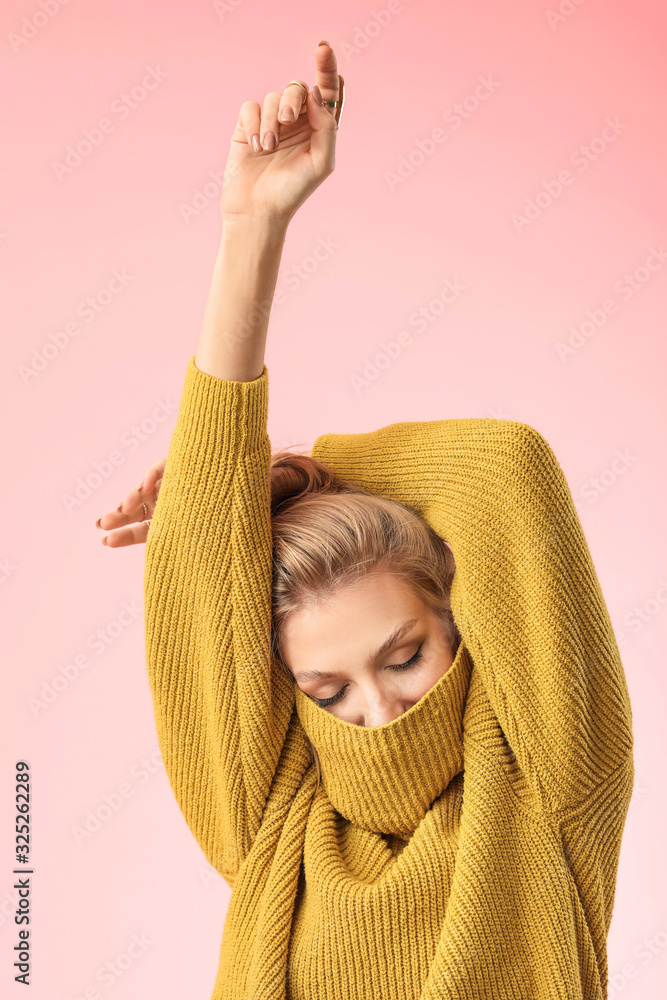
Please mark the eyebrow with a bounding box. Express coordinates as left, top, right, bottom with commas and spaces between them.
293, 617, 420, 682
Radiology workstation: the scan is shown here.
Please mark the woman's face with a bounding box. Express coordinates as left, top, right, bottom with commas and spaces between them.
280, 571, 456, 727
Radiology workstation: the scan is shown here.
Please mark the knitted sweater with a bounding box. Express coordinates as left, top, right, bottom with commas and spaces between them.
143, 356, 635, 1000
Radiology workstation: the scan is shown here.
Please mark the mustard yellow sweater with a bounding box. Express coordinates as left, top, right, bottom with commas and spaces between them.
144, 356, 635, 1000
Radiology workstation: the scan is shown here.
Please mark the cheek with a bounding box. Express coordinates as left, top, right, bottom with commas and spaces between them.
412, 658, 451, 699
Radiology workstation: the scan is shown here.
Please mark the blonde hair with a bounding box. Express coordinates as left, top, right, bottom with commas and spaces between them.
268, 448, 461, 792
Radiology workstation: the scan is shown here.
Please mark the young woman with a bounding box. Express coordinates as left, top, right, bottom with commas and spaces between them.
96, 41, 635, 1000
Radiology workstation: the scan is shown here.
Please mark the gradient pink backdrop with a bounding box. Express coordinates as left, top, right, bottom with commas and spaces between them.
1, 0, 665, 997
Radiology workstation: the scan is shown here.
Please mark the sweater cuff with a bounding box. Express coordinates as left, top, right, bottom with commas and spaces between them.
173, 355, 270, 461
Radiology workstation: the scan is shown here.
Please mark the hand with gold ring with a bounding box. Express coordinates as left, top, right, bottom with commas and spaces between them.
95, 457, 166, 547
221, 40, 343, 227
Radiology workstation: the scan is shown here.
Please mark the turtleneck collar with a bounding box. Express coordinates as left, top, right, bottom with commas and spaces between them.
294, 640, 473, 837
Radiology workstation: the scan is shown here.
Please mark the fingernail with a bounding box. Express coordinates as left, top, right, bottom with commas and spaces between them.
313, 84, 323, 106
96, 518, 102, 528
102, 537, 108, 546
117, 504, 124, 513
318, 40, 330, 46
279, 106, 294, 122
137, 482, 144, 493
262, 131, 276, 151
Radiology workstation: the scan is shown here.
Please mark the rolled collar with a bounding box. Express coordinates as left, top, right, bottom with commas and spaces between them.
294, 641, 473, 836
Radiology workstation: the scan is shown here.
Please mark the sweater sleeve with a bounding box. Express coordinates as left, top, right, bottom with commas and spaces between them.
143, 357, 294, 884
311, 417, 634, 814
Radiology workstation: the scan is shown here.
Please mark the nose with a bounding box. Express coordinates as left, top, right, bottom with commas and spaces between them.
362, 688, 407, 728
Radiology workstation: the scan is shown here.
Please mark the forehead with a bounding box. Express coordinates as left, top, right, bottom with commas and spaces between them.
280, 573, 428, 670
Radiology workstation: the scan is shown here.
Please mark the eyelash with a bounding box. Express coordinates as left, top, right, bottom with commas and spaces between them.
312, 644, 424, 709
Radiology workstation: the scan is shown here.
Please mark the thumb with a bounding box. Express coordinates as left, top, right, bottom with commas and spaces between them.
306, 86, 337, 174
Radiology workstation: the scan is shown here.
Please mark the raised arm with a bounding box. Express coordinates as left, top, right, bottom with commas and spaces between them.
311, 417, 634, 815
141, 43, 340, 883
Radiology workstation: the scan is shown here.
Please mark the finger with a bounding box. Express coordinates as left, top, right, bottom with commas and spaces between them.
314, 41, 340, 113
235, 99, 262, 151
119, 487, 146, 516
97, 487, 145, 524
95, 457, 165, 529
305, 85, 337, 175
99, 491, 156, 530
259, 91, 281, 151
97, 503, 139, 530
278, 80, 309, 126
136, 459, 166, 500
97, 495, 155, 530
102, 519, 152, 548
119, 459, 165, 514
97, 480, 159, 528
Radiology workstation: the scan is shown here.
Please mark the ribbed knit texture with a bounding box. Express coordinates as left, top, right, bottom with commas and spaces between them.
144, 355, 635, 1000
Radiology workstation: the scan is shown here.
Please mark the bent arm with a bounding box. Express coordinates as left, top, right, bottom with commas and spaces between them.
311, 418, 634, 814
144, 219, 292, 883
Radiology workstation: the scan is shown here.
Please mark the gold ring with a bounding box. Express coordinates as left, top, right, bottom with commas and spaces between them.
326, 75, 345, 130
284, 80, 308, 103
283, 75, 344, 129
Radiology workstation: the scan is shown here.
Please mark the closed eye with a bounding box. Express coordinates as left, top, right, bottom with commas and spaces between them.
312, 643, 424, 709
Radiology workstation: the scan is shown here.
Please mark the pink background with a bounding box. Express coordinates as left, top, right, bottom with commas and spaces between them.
1, 0, 665, 997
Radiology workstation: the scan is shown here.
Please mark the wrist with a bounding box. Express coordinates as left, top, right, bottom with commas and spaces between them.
221, 212, 290, 242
